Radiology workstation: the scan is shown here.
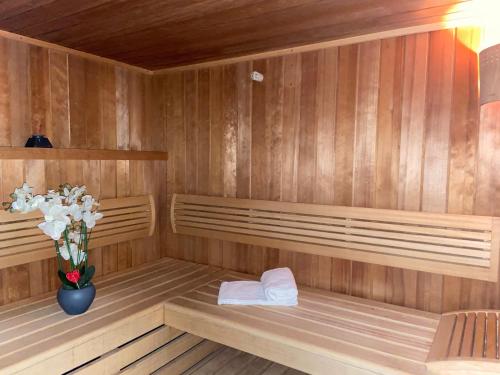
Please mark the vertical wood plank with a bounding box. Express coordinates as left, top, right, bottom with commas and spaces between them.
7, 39, 31, 147
296, 51, 318, 286
49, 50, 70, 148
222, 64, 238, 270
29, 45, 51, 138
332, 44, 358, 294
0, 38, 10, 146
351, 40, 382, 301
208, 67, 223, 267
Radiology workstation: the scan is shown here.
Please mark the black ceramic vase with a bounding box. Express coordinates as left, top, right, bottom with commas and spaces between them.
57, 283, 96, 315
25, 134, 53, 148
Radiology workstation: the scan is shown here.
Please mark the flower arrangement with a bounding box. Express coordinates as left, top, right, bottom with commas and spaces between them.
4, 183, 103, 290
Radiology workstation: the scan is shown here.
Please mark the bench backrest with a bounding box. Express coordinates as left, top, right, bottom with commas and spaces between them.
171, 194, 500, 281
0, 195, 155, 269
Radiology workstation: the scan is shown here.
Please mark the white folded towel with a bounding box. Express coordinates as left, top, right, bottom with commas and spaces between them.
261, 267, 298, 304
217, 267, 298, 306
217, 281, 268, 305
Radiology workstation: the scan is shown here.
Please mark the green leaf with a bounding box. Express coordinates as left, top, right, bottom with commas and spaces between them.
58, 270, 77, 290
78, 265, 95, 288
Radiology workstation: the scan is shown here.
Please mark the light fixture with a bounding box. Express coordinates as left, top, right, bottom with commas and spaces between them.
479, 44, 500, 105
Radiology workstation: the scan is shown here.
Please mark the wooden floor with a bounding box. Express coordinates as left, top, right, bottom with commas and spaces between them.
184, 346, 306, 375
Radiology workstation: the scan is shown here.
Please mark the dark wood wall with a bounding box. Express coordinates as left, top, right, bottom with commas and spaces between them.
163, 26, 500, 313
0, 36, 167, 306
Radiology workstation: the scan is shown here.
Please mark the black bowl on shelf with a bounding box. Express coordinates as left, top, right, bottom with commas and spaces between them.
25, 135, 53, 148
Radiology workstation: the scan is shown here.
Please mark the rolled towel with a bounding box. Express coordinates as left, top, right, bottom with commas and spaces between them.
261, 267, 298, 305
217, 279, 298, 306
217, 281, 268, 305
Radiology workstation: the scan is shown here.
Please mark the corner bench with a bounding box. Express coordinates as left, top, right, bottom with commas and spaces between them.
0, 258, 225, 374
2, 193, 500, 374
1, 257, 499, 374
166, 194, 500, 375
163, 271, 440, 375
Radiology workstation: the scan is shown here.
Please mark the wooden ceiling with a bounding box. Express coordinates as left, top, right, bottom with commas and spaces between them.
0, 0, 476, 70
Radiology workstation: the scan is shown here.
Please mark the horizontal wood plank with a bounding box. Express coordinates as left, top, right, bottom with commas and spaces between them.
172, 194, 500, 281
0, 147, 168, 160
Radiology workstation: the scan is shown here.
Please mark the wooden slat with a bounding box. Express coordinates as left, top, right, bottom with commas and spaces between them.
172, 194, 500, 281
0, 147, 167, 160
175, 210, 492, 246
153, 340, 223, 375
486, 312, 498, 359
175, 194, 494, 230
473, 312, 487, 358
426, 315, 456, 361
163, 282, 438, 375
460, 313, 476, 357
448, 313, 466, 357
72, 325, 183, 374
194, 286, 432, 352
427, 310, 500, 373
175, 216, 491, 254
175, 204, 492, 241
174, 222, 491, 266
176, 226, 495, 281
121, 333, 204, 374
0, 194, 155, 269
0, 259, 227, 374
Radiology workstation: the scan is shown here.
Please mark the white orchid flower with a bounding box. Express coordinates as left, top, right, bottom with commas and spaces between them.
22, 183, 33, 193
11, 197, 28, 212
67, 186, 84, 204
69, 242, 85, 265
38, 220, 68, 241
83, 211, 103, 229
69, 231, 82, 244
43, 204, 70, 224
58, 243, 70, 260
28, 195, 45, 211
68, 203, 83, 221
81, 195, 95, 211
58, 242, 85, 265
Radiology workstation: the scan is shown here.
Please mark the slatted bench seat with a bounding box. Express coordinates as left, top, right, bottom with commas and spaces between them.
166, 194, 500, 374
0, 258, 227, 375
163, 271, 441, 375
426, 311, 500, 374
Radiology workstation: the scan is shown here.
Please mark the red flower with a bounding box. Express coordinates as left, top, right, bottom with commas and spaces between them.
66, 269, 80, 284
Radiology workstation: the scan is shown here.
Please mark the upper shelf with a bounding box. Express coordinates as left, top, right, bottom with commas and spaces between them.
0, 147, 168, 161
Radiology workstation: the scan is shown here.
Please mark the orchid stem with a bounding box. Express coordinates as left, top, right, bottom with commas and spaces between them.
63, 229, 74, 270
54, 241, 63, 272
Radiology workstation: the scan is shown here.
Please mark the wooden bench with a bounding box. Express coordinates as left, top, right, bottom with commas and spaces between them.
167, 194, 500, 374
0, 195, 156, 269
0, 258, 226, 374
2, 193, 500, 374
164, 271, 441, 375
426, 311, 500, 374
1, 256, 499, 374
171, 194, 500, 281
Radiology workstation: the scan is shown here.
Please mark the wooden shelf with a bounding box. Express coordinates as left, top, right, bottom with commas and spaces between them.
0, 147, 168, 161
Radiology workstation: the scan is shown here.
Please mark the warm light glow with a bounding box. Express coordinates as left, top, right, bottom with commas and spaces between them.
444, 0, 500, 51
474, 0, 500, 51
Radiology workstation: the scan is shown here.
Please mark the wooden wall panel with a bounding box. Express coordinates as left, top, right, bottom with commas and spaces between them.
0, 36, 167, 306
163, 26, 500, 313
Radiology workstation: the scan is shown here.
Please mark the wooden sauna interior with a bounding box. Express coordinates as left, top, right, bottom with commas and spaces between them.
0, 1, 499, 374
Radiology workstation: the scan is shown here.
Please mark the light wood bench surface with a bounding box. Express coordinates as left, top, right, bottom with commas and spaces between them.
426, 311, 500, 374
0, 195, 156, 269
163, 271, 441, 375
2, 256, 499, 374
171, 194, 500, 281
0, 257, 225, 374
